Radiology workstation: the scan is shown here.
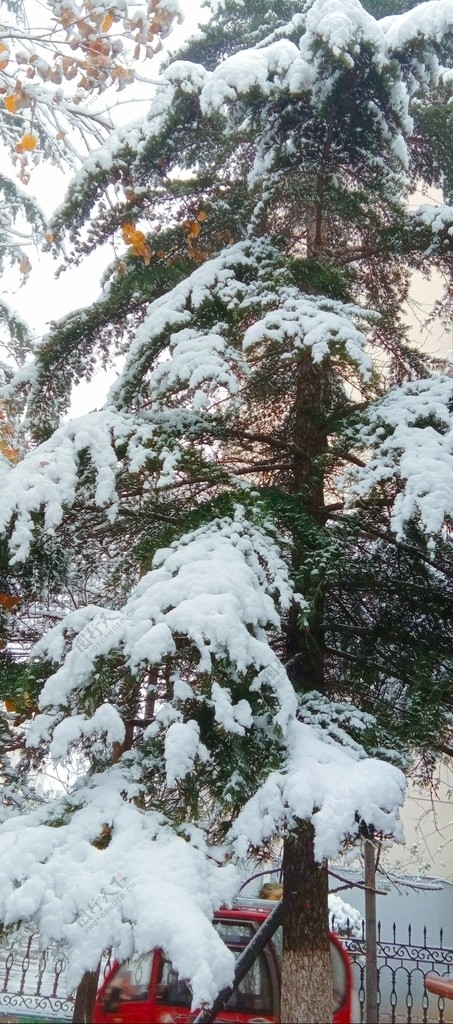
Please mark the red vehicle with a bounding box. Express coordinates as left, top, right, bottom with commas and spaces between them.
93, 898, 359, 1024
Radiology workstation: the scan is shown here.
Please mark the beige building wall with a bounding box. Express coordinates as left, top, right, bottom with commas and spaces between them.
385, 762, 453, 878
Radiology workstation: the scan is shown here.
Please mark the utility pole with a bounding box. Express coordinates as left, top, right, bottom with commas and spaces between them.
363, 825, 378, 1024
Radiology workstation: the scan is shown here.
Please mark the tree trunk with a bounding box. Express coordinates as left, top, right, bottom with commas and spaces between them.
281, 819, 333, 1024
72, 964, 101, 1024
364, 831, 378, 1024
280, 344, 333, 1021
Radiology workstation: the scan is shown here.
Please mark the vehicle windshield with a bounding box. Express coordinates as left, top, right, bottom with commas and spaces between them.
103, 956, 152, 1011
156, 919, 275, 1016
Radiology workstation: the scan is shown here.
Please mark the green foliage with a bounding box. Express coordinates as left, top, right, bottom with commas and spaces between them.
176, 0, 302, 69
288, 258, 354, 302
411, 105, 453, 202
2, 0, 453, 917
362, 0, 420, 15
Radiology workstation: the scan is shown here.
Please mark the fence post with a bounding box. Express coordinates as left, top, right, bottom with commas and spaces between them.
364, 829, 378, 1024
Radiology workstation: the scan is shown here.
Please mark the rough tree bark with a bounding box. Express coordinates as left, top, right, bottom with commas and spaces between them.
281, 821, 333, 1024
72, 965, 101, 1024
280, 333, 334, 1021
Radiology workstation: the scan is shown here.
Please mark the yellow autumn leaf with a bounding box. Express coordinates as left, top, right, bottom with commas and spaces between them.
4, 94, 17, 113
101, 10, 114, 31
20, 132, 38, 151
183, 220, 201, 239
19, 256, 32, 274
187, 245, 206, 263
0, 445, 19, 460
196, 210, 207, 222
3, 697, 17, 713
129, 230, 147, 247
122, 222, 136, 243
0, 593, 21, 610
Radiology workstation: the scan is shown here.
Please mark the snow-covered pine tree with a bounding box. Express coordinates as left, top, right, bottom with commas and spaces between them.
1, 0, 453, 1021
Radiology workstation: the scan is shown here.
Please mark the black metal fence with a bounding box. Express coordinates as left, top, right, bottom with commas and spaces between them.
0, 931, 73, 1020
0, 923, 452, 1022
341, 921, 453, 1024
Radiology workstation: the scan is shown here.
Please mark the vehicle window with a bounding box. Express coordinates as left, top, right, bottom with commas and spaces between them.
330, 940, 347, 1012
213, 921, 255, 945
156, 959, 192, 1007
226, 947, 274, 1015
215, 919, 274, 1015
103, 956, 152, 1012
156, 922, 274, 1016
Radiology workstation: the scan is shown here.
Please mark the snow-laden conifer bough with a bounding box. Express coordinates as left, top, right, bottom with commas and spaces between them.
0, 0, 453, 1017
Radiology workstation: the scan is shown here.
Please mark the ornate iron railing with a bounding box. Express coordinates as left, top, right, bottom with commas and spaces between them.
341, 920, 453, 1024
0, 931, 74, 1020
0, 922, 452, 1022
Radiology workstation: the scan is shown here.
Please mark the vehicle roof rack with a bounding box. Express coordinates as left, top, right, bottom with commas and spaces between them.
232, 896, 280, 911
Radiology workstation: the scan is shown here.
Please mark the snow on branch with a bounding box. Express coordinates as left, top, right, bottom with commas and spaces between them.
380, 0, 453, 54
32, 507, 300, 727
0, 408, 156, 561
109, 239, 259, 409
302, 0, 385, 67
340, 376, 453, 545
112, 238, 375, 410
230, 719, 405, 862
409, 204, 453, 253
242, 289, 374, 379
0, 770, 239, 1003
0, 239, 377, 562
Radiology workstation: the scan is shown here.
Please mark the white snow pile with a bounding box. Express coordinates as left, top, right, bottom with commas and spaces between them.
341, 376, 453, 545
31, 507, 300, 733
0, 782, 239, 1004
0, 408, 156, 563
414, 204, 453, 234
242, 289, 374, 380
411, 204, 453, 249
0, 718, 404, 1002
328, 893, 363, 937
380, 0, 453, 54
230, 719, 405, 862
